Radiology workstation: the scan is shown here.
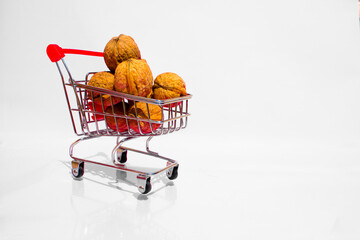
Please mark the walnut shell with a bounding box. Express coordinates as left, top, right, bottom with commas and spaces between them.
153, 72, 186, 100
103, 34, 141, 72
114, 59, 153, 98
87, 71, 115, 97
87, 96, 122, 121
105, 102, 130, 132
128, 102, 162, 133
93, 95, 122, 109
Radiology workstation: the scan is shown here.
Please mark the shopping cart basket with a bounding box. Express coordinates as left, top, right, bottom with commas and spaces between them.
46, 44, 192, 194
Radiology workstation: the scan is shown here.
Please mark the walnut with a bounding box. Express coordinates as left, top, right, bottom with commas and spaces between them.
114, 59, 153, 98
87, 71, 115, 97
105, 102, 130, 132
128, 102, 162, 133
87, 96, 122, 121
153, 72, 186, 100
93, 95, 122, 109
103, 34, 141, 72
87, 71, 122, 112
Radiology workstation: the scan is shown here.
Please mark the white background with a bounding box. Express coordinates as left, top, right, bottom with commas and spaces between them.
1, 0, 360, 239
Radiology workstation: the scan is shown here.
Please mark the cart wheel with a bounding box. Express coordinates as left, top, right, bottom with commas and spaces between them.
72, 161, 84, 179
138, 178, 152, 194
117, 149, 127, 163
167, 164, 179, 180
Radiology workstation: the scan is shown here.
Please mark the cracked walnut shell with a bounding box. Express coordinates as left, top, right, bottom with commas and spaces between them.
114, 59, 153, 98
153, 72, 186, 100
103, 34, 141, 72
128, 102, 162, 133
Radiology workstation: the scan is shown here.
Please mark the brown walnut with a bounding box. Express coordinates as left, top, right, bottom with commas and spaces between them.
93, 95, 122, 109
153, 72, 186, 100
87, 71, 115, 97
127, 102, 162, 133
103, 34, 141, 72
105, 102, 130, 132
114, 59, 153, 98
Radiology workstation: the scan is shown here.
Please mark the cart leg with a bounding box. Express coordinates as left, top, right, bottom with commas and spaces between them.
146, 136, 159, 155
71, 160, 84, 179
137, 174, 152, 194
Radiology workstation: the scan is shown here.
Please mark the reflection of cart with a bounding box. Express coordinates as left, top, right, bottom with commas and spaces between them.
46, 44, 192, 194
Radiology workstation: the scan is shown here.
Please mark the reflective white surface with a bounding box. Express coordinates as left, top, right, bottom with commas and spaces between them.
1, 134, 360, 240
1, 0, 360, 239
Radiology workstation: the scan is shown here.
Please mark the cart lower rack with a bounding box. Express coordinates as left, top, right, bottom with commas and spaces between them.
47, 44, 192, 194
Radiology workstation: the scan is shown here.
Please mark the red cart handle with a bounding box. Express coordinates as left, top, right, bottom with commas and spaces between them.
46, 44, 104, 62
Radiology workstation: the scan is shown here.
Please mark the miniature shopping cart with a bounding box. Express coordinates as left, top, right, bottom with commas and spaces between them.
46, 44, 191, 194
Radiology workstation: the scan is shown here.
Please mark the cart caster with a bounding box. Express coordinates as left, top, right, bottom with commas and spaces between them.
167, 164, 179, 180
71, 161, 84, 179
137, 176, 152, 194
117, 149, 127, 163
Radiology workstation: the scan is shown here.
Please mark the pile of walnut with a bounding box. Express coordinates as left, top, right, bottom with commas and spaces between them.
87, 34, 187, 133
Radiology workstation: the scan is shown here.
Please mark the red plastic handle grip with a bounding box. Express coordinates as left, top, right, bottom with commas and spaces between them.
46, 44, 103, 62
